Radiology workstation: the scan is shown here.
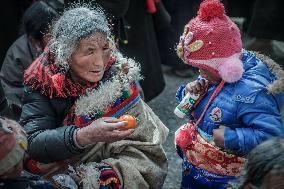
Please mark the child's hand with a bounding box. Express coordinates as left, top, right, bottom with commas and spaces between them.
212, 125, 225, 149
185, 79, 208, 96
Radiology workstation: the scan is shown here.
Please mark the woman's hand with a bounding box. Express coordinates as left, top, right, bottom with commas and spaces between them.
185, 79, 208, 96
212, 125, 225, 149
76, 117, 134, 146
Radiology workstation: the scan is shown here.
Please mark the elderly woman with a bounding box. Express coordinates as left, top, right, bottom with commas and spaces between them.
20, 6, 168, 189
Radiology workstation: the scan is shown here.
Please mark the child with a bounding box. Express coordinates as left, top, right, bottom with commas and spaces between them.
174, 0, 284, 188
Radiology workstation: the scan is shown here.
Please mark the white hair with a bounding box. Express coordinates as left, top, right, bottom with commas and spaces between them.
49, 5, 110, 62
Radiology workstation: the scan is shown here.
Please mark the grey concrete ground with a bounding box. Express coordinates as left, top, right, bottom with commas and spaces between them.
148, 66, 197, 189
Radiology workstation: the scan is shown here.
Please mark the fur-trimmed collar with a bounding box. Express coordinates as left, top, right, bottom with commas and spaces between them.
254, 51, 284, 94
75, 52, 142, 117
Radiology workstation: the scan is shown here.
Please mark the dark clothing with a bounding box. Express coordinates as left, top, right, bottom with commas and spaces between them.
247, 0, 284, 41
0, 171, 57, 189
0, 82, 14, 119
0, 0, 32, 67
119, 0, 165, 101
20, 87, 82, 162
156, 0, 200, 69
0, 35, 37, 120
227, 0, 284, 41
65, 0, 130, 19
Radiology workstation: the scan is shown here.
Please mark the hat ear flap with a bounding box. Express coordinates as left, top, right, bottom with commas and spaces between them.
218, 56, 244, 83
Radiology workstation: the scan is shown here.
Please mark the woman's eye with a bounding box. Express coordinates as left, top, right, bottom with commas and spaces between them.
87, 49, 94, 54
103, 47, 109, 51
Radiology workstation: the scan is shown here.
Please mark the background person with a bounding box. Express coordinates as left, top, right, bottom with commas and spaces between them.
0, 0, 63, 120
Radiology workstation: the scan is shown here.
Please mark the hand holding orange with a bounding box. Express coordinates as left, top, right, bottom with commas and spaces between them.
118, 115, 137, 130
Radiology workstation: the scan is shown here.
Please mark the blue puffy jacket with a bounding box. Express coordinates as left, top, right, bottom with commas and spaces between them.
176, 50, 284, 156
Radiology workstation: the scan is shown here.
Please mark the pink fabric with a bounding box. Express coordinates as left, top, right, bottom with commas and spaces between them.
219, 56, 244, 83
24, 47, 115, 99
145, 0, 160, 13
178, 0, 244, 83
0, 132, 16, 160
184, 16, 242, 60
0, 118, 27, 175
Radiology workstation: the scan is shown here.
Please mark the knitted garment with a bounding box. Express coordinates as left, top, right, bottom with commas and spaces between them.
176, 0, 244, 83
65, 162, 120, 189
64, 83, 140, 128
24, 47, 115, 99
97, 163, 120, 189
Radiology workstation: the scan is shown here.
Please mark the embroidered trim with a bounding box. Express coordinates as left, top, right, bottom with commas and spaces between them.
75, 53, 142, 117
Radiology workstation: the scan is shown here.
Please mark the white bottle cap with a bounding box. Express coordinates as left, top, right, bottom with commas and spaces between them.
174, 107, 186, 118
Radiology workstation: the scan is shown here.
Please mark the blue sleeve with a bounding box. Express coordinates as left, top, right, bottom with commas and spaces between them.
224, 91, 284, 156
175, 77, 205, 102
175, 85, 186, 103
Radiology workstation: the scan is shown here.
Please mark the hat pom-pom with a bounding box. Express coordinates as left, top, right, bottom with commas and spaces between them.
219, 56, 244, 83
198, 0, 225, 21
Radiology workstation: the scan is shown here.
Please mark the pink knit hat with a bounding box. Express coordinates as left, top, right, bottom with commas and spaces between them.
0, 117, 27, 175
177, 0, 244, 83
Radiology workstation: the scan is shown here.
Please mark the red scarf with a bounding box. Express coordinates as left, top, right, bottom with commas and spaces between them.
24, 48, 115, 99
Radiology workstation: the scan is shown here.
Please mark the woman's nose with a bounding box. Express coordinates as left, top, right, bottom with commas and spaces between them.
93, 51, 104, 67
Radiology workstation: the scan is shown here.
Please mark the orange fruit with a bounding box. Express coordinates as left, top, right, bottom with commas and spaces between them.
118, 115, 137, 130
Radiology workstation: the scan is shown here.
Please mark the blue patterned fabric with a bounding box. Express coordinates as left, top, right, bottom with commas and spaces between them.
177, 146, 235, 189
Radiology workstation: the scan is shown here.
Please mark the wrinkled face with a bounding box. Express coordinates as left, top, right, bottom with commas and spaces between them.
199, 68, 221, 84
69, 32, 111, 83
